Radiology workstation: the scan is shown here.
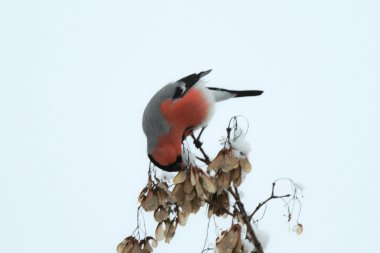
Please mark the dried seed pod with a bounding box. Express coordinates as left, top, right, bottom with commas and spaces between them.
178, 210, 189, 226
200, 173, 216, 193
232, 167, 242, 187
221, 151, 239, 172
219, 191, 229, 208
131, 243, 144, 253
151, 239, 158, 248
217, 171, 232, 192
168, 220, 178, 234
232, 234, 243, 253
155, 222, 165, 241
173, 170, 187, 184
216, 224, 241, 253
195, 180, 207, 200
164, 220, 171, 238
165, 232, 174, 243
239, 158, 251, 173
190, 196, 202, 214
157, 182, 169, 192
138, 188, 147, 203
203, 190, 211, 201
209, 149, 240, 172
154, 206, 169, 222
230, 168, 239, 184
117, 236, 134, 253
155, 189, 168, 207
166, 193, 175, 204
222, 172, 232, 189
208, 150, 226, 171
181, 199, 192, 214
190, 167, 199, 186
142, 240, 153, 253
183, 176, 194, 194
292, 223, 303, 235
184, 189, 196, 202
165, 220, 177, 243
141, 190, 159, 212
171, 184, 185, 205
212, 191, 230, 217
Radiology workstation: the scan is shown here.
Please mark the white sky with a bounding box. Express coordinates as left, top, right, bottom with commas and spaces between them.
0, 0, 379, 252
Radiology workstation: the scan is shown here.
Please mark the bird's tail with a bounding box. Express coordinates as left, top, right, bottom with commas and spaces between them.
207, 87, 263, 102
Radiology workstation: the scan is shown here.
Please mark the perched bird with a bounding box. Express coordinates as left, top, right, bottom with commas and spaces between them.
142, 70, 263, 172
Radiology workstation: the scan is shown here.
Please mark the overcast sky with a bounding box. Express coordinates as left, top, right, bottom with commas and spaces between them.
1, 0, 379, 252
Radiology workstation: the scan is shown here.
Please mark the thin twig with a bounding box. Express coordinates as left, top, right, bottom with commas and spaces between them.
201, 218, 211, 252
248, 182, 291, 221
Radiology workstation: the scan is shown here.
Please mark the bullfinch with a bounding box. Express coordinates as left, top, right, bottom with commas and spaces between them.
142, 70, 263, 172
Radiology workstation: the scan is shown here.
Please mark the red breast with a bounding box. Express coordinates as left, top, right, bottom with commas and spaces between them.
151, 88, 211, 165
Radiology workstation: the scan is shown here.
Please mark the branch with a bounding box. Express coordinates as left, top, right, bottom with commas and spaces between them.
229, 187, 265, 253
193, 123, 265, 253
248, 182, 291, 221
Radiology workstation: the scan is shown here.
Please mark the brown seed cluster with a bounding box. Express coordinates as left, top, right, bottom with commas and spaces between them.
138, 179, 178, 244
138, 181, 170, 212
215, 224, 244, 253
155, 166, 218, 243
207, 190, 229, 218
117, 236, 157, 253
171, 167, 216, 215
135, 166, 218, 245
119, 148, 253, 251
208, 149, 252, 191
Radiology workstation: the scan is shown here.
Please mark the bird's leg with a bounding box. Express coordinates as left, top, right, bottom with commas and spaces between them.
196, 126, 206, 142
193, 126, 206, 149
191, 127, 210, 165
192, 135, 202, 149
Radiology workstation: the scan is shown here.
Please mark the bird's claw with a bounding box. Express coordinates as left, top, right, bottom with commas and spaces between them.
193, 139, 203, 149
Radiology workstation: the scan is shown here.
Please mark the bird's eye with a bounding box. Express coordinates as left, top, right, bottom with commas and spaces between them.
172, 84, 188, 100
179, 84, 186, 94
172, 87, 184, 100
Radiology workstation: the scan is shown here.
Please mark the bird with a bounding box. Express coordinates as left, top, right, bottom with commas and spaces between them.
142, 69, 263, 172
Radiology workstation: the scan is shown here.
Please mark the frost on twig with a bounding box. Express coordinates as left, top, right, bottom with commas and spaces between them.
117, 116, 303, 253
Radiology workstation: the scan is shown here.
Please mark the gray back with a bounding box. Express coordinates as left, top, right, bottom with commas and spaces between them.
142, 82, 177, 154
